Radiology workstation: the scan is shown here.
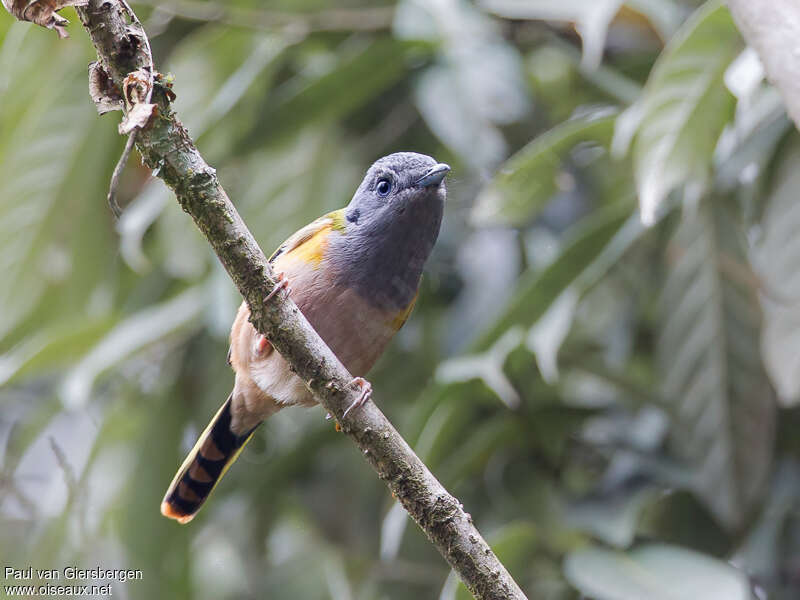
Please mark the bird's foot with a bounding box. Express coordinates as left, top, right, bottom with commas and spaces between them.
324, 412, 343, 432
265, 271, 291, 302
253, 273, 291, 356
343, 377, 372, 418
255, 334, 270, 354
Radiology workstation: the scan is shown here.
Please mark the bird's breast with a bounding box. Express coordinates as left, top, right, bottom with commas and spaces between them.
274, 248, 405, 376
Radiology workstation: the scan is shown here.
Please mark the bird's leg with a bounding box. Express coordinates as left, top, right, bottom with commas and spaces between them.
343, 377, 373, 418
255, 334, 270, 354
255, 273, 292, 354
265, 271, 290, 302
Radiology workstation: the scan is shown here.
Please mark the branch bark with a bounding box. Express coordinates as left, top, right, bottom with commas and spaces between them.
15, 1, 528, 598
727, 0, 800, 131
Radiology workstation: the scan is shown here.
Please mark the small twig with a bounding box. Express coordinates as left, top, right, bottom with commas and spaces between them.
107, 131, 136, 218
48, 436, 78, 498
121, 0, 155, 77
48, 435, 90, 545
103, 0, 154, 218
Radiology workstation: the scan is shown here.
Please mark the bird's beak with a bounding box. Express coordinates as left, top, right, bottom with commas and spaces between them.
415, 163, 451, 187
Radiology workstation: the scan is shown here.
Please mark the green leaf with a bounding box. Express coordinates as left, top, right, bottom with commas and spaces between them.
475, 202, 638, 350
234, 128, 364, 255
472, 112, 617, 227
714, 86, 789, 195
752, 138, 800, 407
0, 24, 113, 342
564, 543, 751, 600
658, 197, 775, 529
254, 38, 420, 144
637, 491, 731, 557
413, 384, 502, 469
566, 486, 659, 548
480, 0, 622, 69
438, 416, 523, 485
0, 317, 115, 386
732, 460, 800, 582
168, 29, 290, 142
60, 287, 206, 408
399, 0, 529, 168
438, 328, 525, 409
617, 0, 742, 224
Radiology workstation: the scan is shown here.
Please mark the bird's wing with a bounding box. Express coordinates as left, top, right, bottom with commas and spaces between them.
226, 209, 346, 364
268, 209, 346, 264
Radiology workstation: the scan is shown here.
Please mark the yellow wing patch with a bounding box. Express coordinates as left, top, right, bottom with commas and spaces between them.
285, 225, 331, 267
269, 209, 346, 268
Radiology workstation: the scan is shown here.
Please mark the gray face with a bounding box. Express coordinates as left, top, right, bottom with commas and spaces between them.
345, 152, 448, 228
333, 152, 450, 310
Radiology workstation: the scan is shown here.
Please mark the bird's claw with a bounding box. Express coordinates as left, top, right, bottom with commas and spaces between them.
265, 272, 290, 302
343, 377, 372, 418
255, 334, 270, 354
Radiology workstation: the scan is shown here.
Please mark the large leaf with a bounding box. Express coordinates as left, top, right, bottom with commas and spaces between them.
752, 139, 800, 406
398, 0, 529, 168
658, 197, 775, 530
714, 86, 789, 197
475, 201, 641, 350
564, 543, 751, 600
471, 111, 617, 227
168, 29, 290, 143
480, 0, 622, 69
404, 203, 647, 493
0, 24, 114, 342
616, 1, 741, 224
566, 485, 659, 548
60, 286, 206, 408
251, 37, 420, 145
732, 460, 800, 589
0, 317, 115, 386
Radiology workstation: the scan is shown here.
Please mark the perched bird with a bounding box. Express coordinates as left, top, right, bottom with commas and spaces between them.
161, 152, 449, 524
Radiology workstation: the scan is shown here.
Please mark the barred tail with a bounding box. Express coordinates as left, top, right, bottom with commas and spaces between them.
161, 394, 258, 524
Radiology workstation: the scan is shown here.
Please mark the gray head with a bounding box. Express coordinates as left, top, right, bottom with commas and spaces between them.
344, 152, 449, 229
334, 152, 450, 310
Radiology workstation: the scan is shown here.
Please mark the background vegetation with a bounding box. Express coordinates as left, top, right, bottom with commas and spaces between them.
0, 0, 797, 598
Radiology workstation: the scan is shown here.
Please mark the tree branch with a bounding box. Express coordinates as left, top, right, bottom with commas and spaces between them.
727, 0, 800, 131
12, 1, 528, 598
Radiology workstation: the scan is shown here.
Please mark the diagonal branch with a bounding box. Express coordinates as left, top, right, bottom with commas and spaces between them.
6, 1, 529, 598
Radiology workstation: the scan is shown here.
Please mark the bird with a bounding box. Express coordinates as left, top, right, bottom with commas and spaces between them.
161, 152, 450, 524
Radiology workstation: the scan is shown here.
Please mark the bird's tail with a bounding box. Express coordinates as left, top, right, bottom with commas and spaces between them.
161, 394, 258, 524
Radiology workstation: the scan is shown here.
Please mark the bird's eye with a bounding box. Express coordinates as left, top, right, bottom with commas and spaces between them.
376, 178, 392, 197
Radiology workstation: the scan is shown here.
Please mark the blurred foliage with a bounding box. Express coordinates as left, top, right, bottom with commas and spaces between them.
1, 0, 799, 599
